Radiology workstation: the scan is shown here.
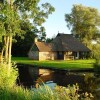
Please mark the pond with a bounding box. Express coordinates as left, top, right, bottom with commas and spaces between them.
17, 64, 100, 99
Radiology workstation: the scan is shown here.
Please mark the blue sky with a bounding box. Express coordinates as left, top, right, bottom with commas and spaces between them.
40, 0, 100, 38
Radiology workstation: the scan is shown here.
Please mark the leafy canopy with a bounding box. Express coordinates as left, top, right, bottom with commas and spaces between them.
65, 4, 100, 46
0, 0, 55, 39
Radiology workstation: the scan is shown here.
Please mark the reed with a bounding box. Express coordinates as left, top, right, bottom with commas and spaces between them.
0, 84, 93, 100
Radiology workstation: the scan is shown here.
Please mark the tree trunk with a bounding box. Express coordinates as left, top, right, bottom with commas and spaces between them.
8, 36, 12, 72
5, 36, 9, 62
1, 46, 4, 63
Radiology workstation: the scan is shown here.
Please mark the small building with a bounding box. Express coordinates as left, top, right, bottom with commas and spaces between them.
28, 33, 90, 60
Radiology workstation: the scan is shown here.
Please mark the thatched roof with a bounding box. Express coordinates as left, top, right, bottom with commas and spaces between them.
35, 33, 90, 52
35, 42, 53, 52
52, 33, 90, 52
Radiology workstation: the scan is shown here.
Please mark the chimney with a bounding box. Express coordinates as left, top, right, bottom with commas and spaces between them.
34, 38, 38, 43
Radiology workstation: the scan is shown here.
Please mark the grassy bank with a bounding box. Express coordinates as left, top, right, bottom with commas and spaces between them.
12, 57, 94, 70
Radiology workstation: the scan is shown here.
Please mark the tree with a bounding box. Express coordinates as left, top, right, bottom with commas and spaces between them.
65, 4, 100, 48
0, 0, 55, 73
0, 0, 21, 71
46, 37, 53, 43
12, 21, 37, 57
12, 23, 47, 57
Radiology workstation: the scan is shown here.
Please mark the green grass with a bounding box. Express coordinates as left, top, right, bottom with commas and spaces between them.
12, 57, 94, 70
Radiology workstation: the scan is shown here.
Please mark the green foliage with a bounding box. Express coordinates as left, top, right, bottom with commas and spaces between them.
0, 1, 23, 38
65, 4, 100, 47
84, 73, 96, 92
0, 86, 33, 100
92, 44, 100, 60
0, 63, 18, 88
0, 84, 93, 100
83, 73, 100, 99
33, 85, 56, 100
92, 43, 100, 73
46, 37, 53, 43
14, 0, 55, 29
0, 0, 55, 57
12, 31, 37, 57
54, 84, 93, 100
94, 62, 100, 74
53, 84, 79, 100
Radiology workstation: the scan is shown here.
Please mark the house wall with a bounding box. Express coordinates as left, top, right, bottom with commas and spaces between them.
73, 52, 81, 59
39, 52, 57, 61
54, 52, 57, 60
64, 52, 74, 60
28, 51, 39, 60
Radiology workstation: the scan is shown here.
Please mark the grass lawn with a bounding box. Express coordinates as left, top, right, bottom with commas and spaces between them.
12, 57, 95, 70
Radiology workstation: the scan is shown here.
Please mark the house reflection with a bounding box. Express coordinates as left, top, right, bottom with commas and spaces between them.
17, 65, 54, 88
29, 67, 54, 88
17, 64, 92, 90
15, 64, 100, 99
16, 64, 100, 100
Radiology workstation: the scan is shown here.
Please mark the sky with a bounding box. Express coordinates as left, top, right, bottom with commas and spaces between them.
40, 0, 100, 38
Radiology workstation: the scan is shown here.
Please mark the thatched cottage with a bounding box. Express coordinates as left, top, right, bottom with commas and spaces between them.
28, 33, 90, 60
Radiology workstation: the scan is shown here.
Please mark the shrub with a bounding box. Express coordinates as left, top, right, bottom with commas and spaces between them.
0, 86, 33, 100
0, 63, 18, 88
93, 44, 100, 74
94, 60, 100, 74
94, 64, 100, 74
0, 83, 93, 100
32, 84, 93, 100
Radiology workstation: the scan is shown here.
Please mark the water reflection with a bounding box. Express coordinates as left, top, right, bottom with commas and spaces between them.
17, 64, 100, 99
17, 64, 92, 89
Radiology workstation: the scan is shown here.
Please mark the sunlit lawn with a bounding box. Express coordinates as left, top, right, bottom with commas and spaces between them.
12, 57, 95, 70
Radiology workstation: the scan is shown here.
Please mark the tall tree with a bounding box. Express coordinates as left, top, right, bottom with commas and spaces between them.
0, 0, 55, 72
65, 4, 100, 47
0, 0, 21, 71
12, 21, 37, 57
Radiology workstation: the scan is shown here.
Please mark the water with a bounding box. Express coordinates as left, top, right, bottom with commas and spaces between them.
16, 64, 100, 99
17, 64, 93, 88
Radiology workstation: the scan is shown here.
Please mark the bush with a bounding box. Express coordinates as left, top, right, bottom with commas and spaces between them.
0, 83, 93, 100
0, 63, 18, 88
92, 44, 100, 74
32, 84, 93, 100
94, 61, 100, 74
0, 86, 33, 100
